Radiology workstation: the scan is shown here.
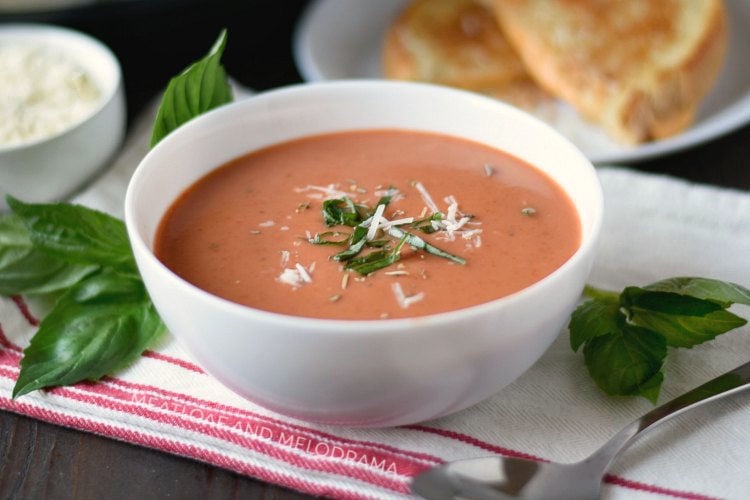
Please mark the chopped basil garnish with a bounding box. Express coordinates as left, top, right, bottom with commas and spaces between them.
322, 197, 362, 227
345, 235, 408, 275
309, 231, 350, 245
310, 189, 467, 275
410, 212, 443, 234
388, 226, 465, 265
332, 226, 368, 261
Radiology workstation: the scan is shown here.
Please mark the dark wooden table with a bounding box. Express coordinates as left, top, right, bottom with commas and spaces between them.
1, 1, 749, 498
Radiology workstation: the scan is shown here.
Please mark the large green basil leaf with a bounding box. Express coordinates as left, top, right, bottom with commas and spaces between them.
6, 196, 135, 272
583, 323, 667, 402
0, 214, 98, 295
150, 30, 232, 147
13, 269, 165, 398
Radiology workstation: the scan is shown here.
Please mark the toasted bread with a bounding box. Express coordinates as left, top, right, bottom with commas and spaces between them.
491, 0, 728, 144
382, 0, 549, 109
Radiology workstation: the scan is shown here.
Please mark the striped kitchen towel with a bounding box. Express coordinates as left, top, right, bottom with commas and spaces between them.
1, 102, 750, 499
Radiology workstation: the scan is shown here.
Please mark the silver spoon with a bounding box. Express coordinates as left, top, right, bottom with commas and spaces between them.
411, 360, 750, 500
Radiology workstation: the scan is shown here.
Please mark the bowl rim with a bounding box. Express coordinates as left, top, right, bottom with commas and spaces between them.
125, 80, 604, 334
0, 22, 122, 153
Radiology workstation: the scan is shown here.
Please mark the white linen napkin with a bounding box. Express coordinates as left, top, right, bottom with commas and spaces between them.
1, 103, 749, 499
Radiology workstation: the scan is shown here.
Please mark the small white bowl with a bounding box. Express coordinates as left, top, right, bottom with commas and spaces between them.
0, 24, 125, 210
125, 81, 603, 427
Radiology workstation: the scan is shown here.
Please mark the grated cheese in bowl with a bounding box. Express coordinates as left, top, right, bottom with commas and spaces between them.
0, 41, 101, 147
0, 24, 124, 210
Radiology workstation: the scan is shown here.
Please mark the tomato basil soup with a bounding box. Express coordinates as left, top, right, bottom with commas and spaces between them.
154, 130, 581, 319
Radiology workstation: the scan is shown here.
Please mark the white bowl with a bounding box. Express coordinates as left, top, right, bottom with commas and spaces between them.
0, 24, 125, 210
125, 81, 603, 427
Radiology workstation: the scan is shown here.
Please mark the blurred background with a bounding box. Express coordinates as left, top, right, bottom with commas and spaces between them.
2, 0, 749, 189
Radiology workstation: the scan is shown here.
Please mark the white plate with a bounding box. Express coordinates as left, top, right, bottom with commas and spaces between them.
294, 0, 750, 164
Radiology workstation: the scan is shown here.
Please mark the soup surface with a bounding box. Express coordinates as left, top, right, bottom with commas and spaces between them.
155, 130, 581, 319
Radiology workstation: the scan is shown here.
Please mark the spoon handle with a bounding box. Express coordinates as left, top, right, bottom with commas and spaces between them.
587, 360, 750, 472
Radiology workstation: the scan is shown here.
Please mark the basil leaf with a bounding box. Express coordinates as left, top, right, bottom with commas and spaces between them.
643, 277, 750, 307
572, 278, 750, 402
629, 308, 746, 348
322, 197, 362, 227
7, 196, 135, 272
373, 194, 392, 212
568, 298, 622, 352
309, 231, 350, 246
345, 250, 400, 276
366, 239, 390, 248
387, 226, 465, 265
621, 287, 723, 316
150, 30, 233, 147
635, 371, 664, 405
621, 286, 748, 347
0, 213, 30, 245
13, 269, 165, 398
345, 249, 400, 275
0, 215, 97, 295
583, 323, 667, 401
345, 235, 408, 275
333, 226, 368, 261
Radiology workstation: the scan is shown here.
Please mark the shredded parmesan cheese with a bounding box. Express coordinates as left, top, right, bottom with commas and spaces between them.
279, 250, 290, 267
294, 184, 349, 200
277, 268, 303, 287
384, 270, 409, 276
277, 262, 314, 288
413, 181, 440, 214
446, 201, 458, 224
259, 220, 275, 227
383, 217, 414, 228
366, 203, 386, 241
295, 263, 312, 283
391, 282, 425, 309
0, 42, 101, 146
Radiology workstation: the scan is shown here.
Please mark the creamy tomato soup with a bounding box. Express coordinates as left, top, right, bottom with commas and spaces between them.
155, 130, 581, 319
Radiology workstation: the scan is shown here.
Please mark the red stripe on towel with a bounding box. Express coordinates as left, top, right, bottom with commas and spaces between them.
604, 474, 719, 500
406, 424, 544, 461
142, 350, 204, 373
11, 296, 39, 326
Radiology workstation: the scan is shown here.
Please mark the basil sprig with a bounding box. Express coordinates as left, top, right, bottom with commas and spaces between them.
14, 269, 164, 398
1, 30, 232, 397
150, 30, 232, 147
3, 199, 166, 398
569, 277, 750, 402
